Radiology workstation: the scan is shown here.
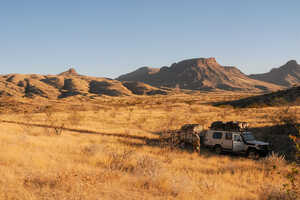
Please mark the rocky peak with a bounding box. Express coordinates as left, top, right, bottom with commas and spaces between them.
285, 60, 298, 66
59, 68, 78, 76
275, 60, 300, 72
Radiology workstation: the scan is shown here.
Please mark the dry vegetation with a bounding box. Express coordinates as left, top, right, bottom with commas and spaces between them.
0, 92, 299, 200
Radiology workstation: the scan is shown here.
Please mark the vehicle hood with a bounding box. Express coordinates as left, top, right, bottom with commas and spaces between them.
247, 140, 269, 145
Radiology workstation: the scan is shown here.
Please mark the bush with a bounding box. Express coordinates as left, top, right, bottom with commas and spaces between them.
258, 185, 293, 200
135, 155, 161, 177
105, 149, 134, 172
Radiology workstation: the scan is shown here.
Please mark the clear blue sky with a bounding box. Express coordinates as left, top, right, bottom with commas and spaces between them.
0, 0, 299, 78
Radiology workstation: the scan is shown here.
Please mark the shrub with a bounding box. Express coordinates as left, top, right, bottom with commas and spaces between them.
262, 152, 286, 168
258, 185, 292, 200
105, 149, 134, 172
135, 155, 161, 177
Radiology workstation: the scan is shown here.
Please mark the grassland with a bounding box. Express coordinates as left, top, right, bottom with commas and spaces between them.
0, 92, 299, 200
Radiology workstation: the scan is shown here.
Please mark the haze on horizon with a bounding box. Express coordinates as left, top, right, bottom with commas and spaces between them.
0, 0, 299, 78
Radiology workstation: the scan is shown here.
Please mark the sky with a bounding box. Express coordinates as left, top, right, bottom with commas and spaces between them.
0, 0, 299, 78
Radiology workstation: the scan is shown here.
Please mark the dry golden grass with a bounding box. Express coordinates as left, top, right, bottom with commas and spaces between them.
0, 93, 299, 200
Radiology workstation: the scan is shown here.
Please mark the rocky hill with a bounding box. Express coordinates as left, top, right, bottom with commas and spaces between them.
117, 58, 282, 92
249, 60, 300, 87
0, 69, 168, 99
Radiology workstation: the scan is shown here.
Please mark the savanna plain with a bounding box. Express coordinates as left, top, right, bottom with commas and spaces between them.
0, 92, 299, 200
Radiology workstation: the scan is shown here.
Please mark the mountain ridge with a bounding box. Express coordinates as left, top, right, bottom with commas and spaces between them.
0, 70, 168, 99
117, 57, 282, 92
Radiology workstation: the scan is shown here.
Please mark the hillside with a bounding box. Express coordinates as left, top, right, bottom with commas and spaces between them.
249, 60, 300, 87
0, 69, 168, 99
214, 85, 300, 108
117, 58, 282, 92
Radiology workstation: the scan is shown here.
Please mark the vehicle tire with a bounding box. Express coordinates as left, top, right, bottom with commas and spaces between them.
248, 149, 259, 160
214, 145, 222, 155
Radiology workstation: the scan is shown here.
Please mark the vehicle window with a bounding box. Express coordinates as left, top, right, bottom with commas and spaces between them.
225, 132, 232, 140
213, 132, 222, 139
234, 135, 241, 142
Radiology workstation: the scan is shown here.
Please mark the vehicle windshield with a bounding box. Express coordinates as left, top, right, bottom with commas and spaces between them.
242, 132, 255, 141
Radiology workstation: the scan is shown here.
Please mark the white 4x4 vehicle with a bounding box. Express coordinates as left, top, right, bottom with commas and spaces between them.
204, 129, 270, 158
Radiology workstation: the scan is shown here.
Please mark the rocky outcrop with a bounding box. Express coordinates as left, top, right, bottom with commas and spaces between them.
41, 76, 65, 89
59, 78, 83, 98
59, 68, 79, 76
24, 79, 47, 98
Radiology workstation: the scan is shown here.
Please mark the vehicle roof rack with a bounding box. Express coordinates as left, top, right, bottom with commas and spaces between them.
210, 121, 249, 132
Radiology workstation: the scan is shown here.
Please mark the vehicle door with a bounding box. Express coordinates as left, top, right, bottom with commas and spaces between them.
222, 132, 233, 150
233, 134, 244, 152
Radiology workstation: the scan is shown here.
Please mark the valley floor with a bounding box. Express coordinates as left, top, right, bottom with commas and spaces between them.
0, 93, 299, 200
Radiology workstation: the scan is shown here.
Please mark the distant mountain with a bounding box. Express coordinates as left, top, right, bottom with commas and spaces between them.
117, 57, 282, 92
249, 60, 300, 87
0, 68, 168, 99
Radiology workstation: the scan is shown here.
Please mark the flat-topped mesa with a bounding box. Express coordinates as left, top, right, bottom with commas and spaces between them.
180, 57, 217, 64
169, 57, 220, 72
176, 57, 220, 68
198, 57, 218, 65
59, 68, 79, 76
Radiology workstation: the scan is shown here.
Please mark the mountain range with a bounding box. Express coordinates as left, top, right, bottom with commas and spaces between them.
117, 57, 290, 92
0, 68, 168, 99
0, 57, 299, 99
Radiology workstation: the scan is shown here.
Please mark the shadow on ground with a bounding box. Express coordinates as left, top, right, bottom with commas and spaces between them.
1, 120, 297, 161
